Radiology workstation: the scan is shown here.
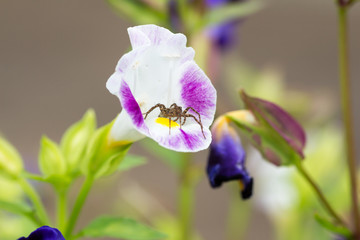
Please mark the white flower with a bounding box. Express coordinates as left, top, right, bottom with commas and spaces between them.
106, 24, 217, 152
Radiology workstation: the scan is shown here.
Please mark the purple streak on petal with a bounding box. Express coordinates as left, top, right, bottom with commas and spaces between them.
18, 226, 65, 240
119, 80, 147, 131
180, 62, 216, 124
241, 91, 306, 158
153, 128, 211, 152
180, 129, 198, 150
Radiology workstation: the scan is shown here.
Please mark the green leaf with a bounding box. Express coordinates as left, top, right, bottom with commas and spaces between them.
141, 139, 184, 172
80, 216, 167, 240
314, 213, 352, 238
204, 1, 263, 28
0, 199, 32, 216
118, 154, 147, 172
61, 109, 96, 177
107, 0, 167, 26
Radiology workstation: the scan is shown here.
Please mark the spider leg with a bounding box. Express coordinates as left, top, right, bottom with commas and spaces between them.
183, 107, 202, 123
185, 114, 206, 139
169, 103, 177, 109
143, 104, 165, 119
168, 117, 171, 135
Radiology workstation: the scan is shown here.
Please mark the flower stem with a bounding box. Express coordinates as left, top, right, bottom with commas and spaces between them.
18, 177, 50, 225
56, 188, 68, 232
178, 154, 196, 240
64, 176, 94, 239
337, 4, 360, 237
295, 161, 347, 227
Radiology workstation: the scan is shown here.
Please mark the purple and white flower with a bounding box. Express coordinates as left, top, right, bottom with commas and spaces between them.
107, 24, 217, 152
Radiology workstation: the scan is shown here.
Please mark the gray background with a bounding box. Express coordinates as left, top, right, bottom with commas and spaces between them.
1, 0, 359, 239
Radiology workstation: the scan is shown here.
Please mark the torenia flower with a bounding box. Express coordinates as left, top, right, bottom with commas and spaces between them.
18, 226, 65, 240
207, 116, 253, 199
107, 25, 216, 152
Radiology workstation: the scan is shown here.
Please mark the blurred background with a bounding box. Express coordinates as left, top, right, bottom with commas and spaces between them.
1, 0, 360, 239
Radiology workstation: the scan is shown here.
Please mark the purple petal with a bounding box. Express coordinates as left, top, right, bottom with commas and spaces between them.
179, 62, 217, 126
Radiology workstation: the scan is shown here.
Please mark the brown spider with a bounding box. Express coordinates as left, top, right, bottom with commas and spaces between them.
143, 103, 205, 138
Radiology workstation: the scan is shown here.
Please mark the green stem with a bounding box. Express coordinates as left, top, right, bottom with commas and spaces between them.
56, 188, 68, 232
225, 185, 251, 240
64, 176, 94, 239
18, 177, 50, 225
338, 4, 360, 238
178, 154, 196, 240
295, 161, 347, 227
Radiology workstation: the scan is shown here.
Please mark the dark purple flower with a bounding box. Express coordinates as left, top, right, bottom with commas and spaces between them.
206, 0, 246, 51
18, 226, 65, 240
207, 116, 253, 199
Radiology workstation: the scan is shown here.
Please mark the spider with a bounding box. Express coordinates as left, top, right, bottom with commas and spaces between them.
143, 103, 205, 138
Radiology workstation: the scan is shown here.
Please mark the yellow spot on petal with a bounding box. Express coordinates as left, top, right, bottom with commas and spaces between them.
155, 117, 180, 128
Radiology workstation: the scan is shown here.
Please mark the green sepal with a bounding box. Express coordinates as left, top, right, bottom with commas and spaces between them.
203, 1, 262, 28
38, 136, 67, 180
82, 122, 131, 179
60, 109, 96, 177
0, 136, 23, 179
78, 215, 167, 240
107, 0, 168, 26
314, 213, 352, 238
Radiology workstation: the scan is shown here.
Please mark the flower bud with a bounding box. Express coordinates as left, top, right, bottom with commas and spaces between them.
0, 136, 23, 178
207, 116, 253, 199
228, 90, 306, 166
60, 109, 96, 177
38, 136, 66, 178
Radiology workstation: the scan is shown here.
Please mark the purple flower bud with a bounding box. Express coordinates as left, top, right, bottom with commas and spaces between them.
241, 90, 306, 159
18, 226, 65, 240
206, 0, 246, 51
207, 117, 253, 199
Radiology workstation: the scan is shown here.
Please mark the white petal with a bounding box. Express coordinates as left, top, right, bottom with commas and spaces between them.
106, 72, 122, 96
128, 25, 173, 48
109, 111, 145, 144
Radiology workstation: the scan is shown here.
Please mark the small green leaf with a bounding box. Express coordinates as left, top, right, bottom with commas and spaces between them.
61, 109, 96, 177
0, 199, 32, 216
118, 154, 147, 172
141, 139, 184, 172
0, 136, 23, 178
38, 136, 66, 178
107, 0, 167, 26
314, 213, 352, 238
204, 1, 263, 28
80, 216, 167, 240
